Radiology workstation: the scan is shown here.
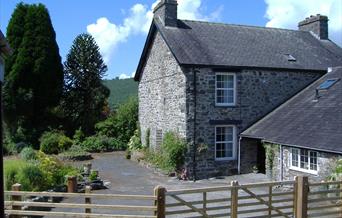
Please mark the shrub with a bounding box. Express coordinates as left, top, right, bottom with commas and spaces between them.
39, 130, 73, 154
19, 147, 37, 161
58, 145, 92, 161
161, 132, 187, 171
128, 129, 141, 151
81, 135, 125, 152
142, 132, 187, 173
3, 136, 17, 155
16, 164, 46, 191
95, 97, 138, 145
37, 151, 64, 187
58, 135, 73, 151
73, 128, 85, 145
4, 159, 26, 190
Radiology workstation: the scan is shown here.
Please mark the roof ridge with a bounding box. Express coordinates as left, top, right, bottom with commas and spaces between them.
179, 19, 302, 32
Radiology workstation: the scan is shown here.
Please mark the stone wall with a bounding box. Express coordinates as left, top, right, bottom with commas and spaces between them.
271, 145, 341, 182
184, 68, 321, 179
138, 31, 187, 149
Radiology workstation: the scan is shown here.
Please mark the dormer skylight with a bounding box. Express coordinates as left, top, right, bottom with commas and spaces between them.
317, 78, 339, 90
285, 54, 296, 62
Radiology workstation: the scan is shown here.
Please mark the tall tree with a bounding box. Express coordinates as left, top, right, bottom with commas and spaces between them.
63, 33, 109, 135
4, 3, 64, 145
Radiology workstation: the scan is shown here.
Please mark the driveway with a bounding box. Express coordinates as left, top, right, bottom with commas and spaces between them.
51, 152, 271, 217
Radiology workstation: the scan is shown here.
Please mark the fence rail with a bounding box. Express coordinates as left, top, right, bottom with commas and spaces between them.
4, 176, 342, 218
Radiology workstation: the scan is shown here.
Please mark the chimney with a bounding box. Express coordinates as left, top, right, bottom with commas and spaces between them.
153, 0, 178, 27
298, 14, 328, 39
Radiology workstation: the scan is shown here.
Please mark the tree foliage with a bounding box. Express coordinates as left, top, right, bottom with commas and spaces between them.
4, 3, 64, 145
62, 33, 109, 135
95, 97, 138, 144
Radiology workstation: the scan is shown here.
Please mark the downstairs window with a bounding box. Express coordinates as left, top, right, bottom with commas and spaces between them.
290, 148, 318, 173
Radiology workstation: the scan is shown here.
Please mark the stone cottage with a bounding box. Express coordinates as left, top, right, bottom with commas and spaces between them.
134, 0, 342, 179
241, 66, 342, 182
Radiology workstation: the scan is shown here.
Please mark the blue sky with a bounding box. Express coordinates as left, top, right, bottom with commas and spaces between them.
1, 0, 341, 79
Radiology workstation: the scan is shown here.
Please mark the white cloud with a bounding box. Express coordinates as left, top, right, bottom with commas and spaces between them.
264, 0, 342, 46
118, 72, 136, 80
87, 0, 223, 64
119, 73, 132, 79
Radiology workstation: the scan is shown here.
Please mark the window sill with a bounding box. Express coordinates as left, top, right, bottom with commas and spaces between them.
215, 104, 237, 108
215, 157, 236, 161
289, 167, 318, 175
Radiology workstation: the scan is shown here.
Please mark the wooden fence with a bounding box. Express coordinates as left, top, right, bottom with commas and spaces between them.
4, 176, 342, 218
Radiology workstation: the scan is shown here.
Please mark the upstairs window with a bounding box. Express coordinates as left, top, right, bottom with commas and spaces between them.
317, 78, 339, 90
215, 73, 236, 106
291, 148, 318, 173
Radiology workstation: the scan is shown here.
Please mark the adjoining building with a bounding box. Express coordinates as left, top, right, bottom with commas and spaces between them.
134, 0, 342, 179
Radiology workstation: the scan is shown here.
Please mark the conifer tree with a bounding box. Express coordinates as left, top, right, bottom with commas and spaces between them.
4, 3, 63, 145
63, 33, 109, 135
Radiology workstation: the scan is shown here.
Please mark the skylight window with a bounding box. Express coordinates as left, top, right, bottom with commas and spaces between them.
317, 78, 339, 90
285, 54, 296, 62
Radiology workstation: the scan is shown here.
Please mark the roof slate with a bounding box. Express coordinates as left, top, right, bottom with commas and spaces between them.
156, 19, 342, 70
241, 67, 342, 154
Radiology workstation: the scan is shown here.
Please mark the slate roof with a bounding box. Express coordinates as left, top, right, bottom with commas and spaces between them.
241, 66, 342, 154
135, 19, 342, 80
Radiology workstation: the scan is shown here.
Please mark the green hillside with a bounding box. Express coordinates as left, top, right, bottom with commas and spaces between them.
103, 78, 138, 110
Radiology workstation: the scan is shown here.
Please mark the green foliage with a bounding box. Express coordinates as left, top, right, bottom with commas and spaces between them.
3, 134, 17, 155
263, 143, 278, 171
89, 171, 98, 181
161, 132, 187, 171
81, 135, 125, 152
39, 130, 73, 154
145, 128, 150, 148
73, 128, 85, 145
58, 145, 91, 161
4, 3, 64, 146
19, 147, 37, 161
58, 135, 73, 151
328, 159, 342, 181
4, 159, 26, 190
102, 78, 138, 110
128, 128, 141, 151
143, 132, 187, 173
95, 97, 138, 145
62, 33, 109, 135
16, 164, 46, 191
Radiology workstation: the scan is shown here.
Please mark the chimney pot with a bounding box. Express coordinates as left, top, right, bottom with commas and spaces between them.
298, 14, 328, 40
153, 0, 178, 27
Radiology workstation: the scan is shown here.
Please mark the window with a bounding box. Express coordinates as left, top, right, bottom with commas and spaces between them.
215, 126, 236, 160
156, 129, 163, 147
291, 148, 318, 173
215, 73, 236, 106
317, 78, 339, 90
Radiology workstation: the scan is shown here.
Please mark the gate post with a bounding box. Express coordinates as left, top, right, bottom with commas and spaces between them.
85, 186, 91, 214
67, 176, 77, 193
10, 183, 21, 218
295, 176, 308, 218
230, 180, 239, 218
154, 186, 166, 218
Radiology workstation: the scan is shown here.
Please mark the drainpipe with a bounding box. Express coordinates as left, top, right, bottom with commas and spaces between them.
192, 68, 197, 181
280, 144, 283, 181
238, 136, 242, 174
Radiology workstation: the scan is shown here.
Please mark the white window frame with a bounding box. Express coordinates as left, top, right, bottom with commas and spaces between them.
215, 72, 237, 106
290, 148, 318, 174
215, 125, 237, 161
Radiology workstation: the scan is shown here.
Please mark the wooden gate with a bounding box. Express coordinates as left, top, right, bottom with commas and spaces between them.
165, 180, 295, 217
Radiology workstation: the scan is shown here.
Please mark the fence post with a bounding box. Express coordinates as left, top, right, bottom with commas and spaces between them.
85, 186, 91, 214
295, 176, 308, 218
230, 180, 239, 218
10, 183, 22, 218
154, 186, 166, 218
67, 176, 77, 193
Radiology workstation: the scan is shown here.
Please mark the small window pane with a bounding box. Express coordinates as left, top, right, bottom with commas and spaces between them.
292, 149, 299, 167
309, 152, 317, 171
